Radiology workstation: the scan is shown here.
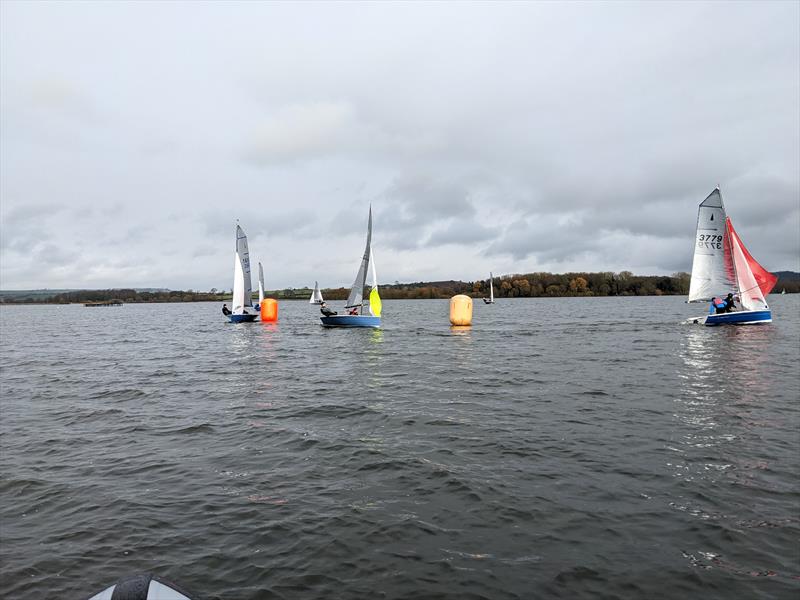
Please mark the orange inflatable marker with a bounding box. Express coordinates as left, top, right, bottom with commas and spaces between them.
261, 298, 278, 322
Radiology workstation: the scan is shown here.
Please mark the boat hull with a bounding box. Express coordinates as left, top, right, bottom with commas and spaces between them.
320, 315, 381, 328
704, 309, 772, 326
229, 313, 258, 323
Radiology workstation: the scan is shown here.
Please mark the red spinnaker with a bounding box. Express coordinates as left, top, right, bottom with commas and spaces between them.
726, 218, 778, 297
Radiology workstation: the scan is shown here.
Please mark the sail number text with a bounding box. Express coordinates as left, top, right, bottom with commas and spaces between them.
697, 234, 723, 249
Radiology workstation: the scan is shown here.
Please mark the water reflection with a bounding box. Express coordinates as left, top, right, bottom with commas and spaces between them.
450, 325, 473, 337
678, 325, 773, 410
672, 324, 775, 486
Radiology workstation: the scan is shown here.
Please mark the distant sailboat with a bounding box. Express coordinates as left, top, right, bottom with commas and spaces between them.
229, 224, 259, 323
320, 206, 381, 328
781, 288, 786, 295
257, 262, 265, 309
309, 281, 324, 304
687, 187, 777, 325
483, 272, 495, 304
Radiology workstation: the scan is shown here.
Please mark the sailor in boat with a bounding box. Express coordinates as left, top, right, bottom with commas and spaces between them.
320, 302, 337, 317
723, 293, 737, 312
711, 294, 737, 314
222, 303, 232, 316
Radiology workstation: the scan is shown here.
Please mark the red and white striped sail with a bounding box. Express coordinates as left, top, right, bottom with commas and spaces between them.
726, 218, 776, 311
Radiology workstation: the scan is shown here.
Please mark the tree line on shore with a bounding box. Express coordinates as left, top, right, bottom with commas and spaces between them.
3, 270, 797, 304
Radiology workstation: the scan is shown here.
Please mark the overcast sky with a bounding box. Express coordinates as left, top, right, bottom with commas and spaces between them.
1, 1, 798, 291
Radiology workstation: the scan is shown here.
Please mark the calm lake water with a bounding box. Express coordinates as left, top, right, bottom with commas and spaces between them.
1, 296, 798, 599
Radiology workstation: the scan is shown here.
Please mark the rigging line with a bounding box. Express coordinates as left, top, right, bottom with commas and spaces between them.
737, 282, 765, 296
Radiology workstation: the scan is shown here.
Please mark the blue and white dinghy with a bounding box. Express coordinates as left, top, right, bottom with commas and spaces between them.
687, 188, 777, 326
229, 224, 258, 323
320, 206, 382, 328
87, 573, 196, 600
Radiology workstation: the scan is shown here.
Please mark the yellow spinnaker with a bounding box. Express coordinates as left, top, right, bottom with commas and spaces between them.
369, 288, 382, 317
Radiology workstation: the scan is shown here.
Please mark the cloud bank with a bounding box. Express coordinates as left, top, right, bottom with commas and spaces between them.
1, 1, 798, 290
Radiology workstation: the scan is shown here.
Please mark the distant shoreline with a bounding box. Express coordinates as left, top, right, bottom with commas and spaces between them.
1, 270, 797, 305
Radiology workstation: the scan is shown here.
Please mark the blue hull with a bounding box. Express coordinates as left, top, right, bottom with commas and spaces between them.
229, 314, 258, 323
705, 310, 772, 326
320, 315, 381, 328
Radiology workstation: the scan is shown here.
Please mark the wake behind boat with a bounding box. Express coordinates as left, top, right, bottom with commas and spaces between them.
228, 224, 258, 323
687, 187, 777, 326
320, 206, 381, 328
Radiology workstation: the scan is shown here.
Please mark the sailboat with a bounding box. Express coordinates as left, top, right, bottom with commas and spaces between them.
483, 272, 495, 304
257, 262, 265, 310
229, 224, 259, 323
309, 281, 324, 304
320, 206, 381, 328
687, 187, 777, 326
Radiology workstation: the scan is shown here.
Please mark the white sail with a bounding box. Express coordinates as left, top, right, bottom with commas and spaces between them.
688, 188, 736, 302
489, 272, 494, 302
345, 206, 372, 312
310, 281, 324, 304
258, 262, 265, 305
232, 225, 254, 314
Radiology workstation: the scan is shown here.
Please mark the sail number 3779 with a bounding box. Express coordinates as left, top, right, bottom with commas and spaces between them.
697, 234, 723, 249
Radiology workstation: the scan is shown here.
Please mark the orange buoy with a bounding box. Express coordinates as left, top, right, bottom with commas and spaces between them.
449, 294, 472, 326
260, 298, 278, 322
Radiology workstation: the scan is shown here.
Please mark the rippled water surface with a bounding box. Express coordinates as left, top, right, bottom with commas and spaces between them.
1, 296, 799, 599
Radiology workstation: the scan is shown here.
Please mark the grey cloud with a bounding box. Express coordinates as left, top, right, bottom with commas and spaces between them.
1, 2, 798, 289
425, 219, 498, 247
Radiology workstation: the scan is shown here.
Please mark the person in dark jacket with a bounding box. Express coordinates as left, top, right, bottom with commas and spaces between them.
320, 302, 337, 317
222, 303, 232, 316
723, 293, 737, 313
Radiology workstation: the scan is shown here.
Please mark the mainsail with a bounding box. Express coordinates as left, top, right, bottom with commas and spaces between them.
258, 262, 265, 306
309, 281, 324, 304
688, 188, 737, 302
232, 225, 253, 314
345, 206, 373, 312
489, 272, 494, 302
